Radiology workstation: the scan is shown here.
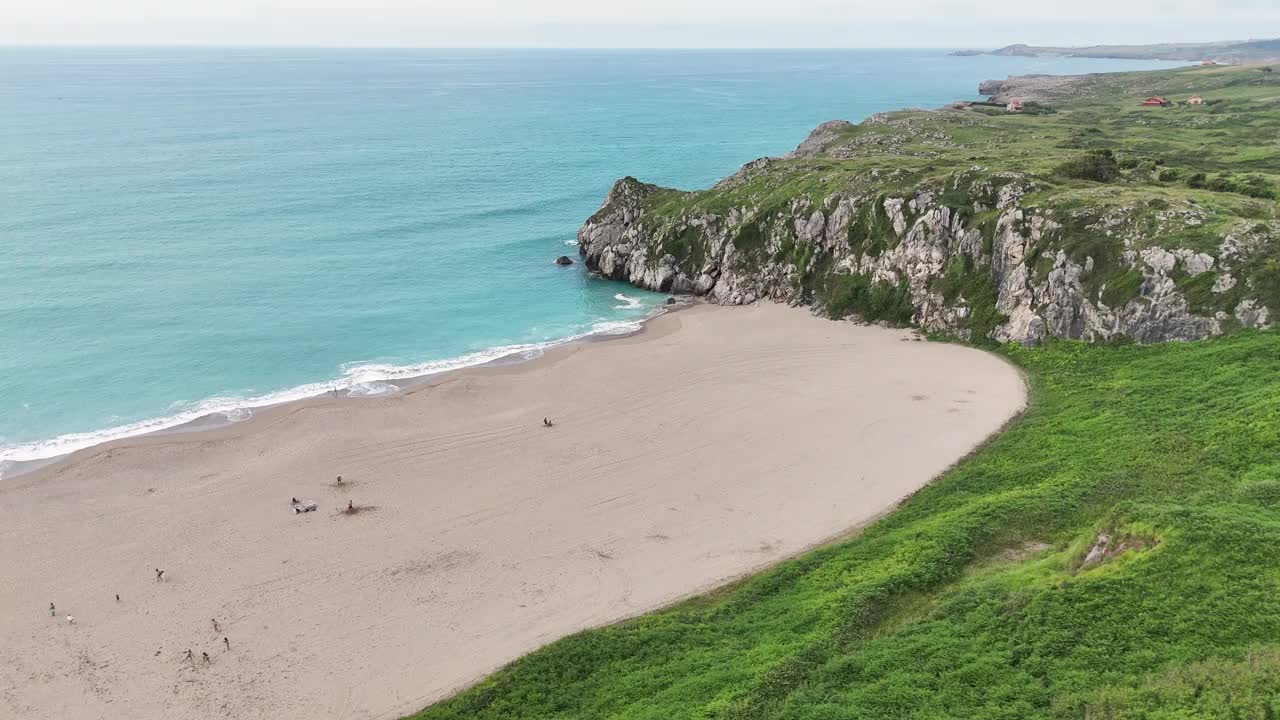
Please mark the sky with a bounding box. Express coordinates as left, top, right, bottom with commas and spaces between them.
2, 0, 1278, 48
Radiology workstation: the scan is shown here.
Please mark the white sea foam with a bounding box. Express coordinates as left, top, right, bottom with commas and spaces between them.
613, 293, 643, 310
563, 239, 579, 246
0, 305, 672, 476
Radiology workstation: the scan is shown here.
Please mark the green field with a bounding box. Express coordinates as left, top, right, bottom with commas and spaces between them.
410, 330, 1280, 718
407, 66, 1280, 719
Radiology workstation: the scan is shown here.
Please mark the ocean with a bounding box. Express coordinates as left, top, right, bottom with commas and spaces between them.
0, 48, 1184, 471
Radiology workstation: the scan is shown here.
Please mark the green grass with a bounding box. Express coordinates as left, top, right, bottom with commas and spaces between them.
410, 330, 1280, 720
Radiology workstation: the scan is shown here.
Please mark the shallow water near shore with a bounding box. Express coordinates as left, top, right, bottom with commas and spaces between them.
0, 48, 1183, 469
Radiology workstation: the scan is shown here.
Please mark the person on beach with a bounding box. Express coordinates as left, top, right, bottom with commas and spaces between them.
291, 497, 299, 505
155, 568, 165, 582
50, 602, 55, 617
336, 475, 342, 485
184, 649, 194, 662
66, 614, 74, 625
212, 618, 220, 633
224, 637, 230, 650
348, 500, 354, 511
202, 652, 210, 664
543, 417, 553, 428
115, 594, 120, 603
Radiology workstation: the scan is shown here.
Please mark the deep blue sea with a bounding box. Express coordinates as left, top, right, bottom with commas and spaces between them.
0, 48, 1184, 469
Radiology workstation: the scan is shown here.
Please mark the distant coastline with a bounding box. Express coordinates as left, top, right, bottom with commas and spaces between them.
953, 38, 1280, 64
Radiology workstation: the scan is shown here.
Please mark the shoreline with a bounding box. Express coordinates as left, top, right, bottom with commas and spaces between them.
1, 302, 1026, 720
0, 295, 687, 481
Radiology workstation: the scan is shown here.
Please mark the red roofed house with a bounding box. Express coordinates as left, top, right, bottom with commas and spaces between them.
1140, 97, 1170, 107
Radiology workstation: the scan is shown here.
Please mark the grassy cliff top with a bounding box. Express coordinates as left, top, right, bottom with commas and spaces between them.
633, 64, 1279, 234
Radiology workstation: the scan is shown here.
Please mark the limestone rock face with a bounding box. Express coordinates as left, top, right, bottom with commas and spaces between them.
578, 173, 1276, 345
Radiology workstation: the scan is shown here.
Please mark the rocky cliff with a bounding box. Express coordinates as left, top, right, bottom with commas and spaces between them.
578, 66, 1280, 344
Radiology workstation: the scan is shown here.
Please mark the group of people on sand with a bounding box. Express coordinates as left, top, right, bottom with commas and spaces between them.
291, 476, 352, 514
50, 570, 233, 670
180, 618, 232, 668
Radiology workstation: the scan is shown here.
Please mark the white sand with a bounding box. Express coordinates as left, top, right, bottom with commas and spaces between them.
0, 303, 1025, 720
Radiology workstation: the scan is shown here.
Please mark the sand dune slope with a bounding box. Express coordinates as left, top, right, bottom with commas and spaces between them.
0, 304, 1025, 720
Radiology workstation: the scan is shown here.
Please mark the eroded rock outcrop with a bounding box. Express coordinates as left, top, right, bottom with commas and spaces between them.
579, 173, 1276, 345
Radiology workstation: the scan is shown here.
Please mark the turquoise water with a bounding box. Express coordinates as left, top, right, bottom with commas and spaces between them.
0, 49, 1184, 467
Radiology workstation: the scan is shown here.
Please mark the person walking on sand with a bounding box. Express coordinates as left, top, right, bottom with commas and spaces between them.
50, 602, 55, 617
202, 651, 210, 664
212, 618, 220, 633
155, 568, 165, 582
184, 649, 193, 663
115, 594, 120, 603
543, 417, 553, 428
66, 614, 74, 625
336, 475, 342, 485
224, 637, 230, 651
348, 500, 354, 511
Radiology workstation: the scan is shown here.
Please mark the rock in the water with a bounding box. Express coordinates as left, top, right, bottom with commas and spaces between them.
665, 297, 677, 305
554, 256, 575, 266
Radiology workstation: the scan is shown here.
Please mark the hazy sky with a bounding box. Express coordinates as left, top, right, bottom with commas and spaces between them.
3, 0, 1278, 47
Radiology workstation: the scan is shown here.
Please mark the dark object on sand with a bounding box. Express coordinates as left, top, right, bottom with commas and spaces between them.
292, 500, 318, 513
554, 256, 574, 266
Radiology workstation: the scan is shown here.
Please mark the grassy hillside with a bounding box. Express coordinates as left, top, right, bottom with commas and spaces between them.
411, 329, 1280, 718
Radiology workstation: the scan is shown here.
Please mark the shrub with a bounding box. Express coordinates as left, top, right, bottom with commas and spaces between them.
819, 273, 914, 325
1202, 174, 1277, 200
1056, 149, 1121, 183
1238, 174, 1277, 200
1207, 175, 1239, 193
1157, 168, 1179, 182
1186, 172, 1208, 189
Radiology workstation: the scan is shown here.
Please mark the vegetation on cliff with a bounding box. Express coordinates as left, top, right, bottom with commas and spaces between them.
577, 64, 1280, 344
411, 328, 1280, 720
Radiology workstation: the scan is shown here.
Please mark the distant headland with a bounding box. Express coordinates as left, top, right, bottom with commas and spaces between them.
952, 38, 1280, 64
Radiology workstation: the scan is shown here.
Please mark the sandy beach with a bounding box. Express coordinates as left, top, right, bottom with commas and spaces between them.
0, 303, 1025, 720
